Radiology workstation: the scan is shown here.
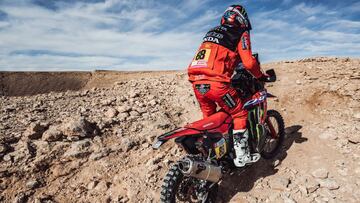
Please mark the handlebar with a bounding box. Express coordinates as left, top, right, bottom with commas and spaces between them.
259, 69, 276, 82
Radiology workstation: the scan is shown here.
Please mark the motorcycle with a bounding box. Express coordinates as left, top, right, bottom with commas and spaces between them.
152, 61, 285, 203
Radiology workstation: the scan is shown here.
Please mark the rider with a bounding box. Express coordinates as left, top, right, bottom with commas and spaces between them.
188, 5, 267, 167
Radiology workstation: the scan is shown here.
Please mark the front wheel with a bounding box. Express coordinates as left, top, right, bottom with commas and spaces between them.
261, 110, 285, 159
160, 164, 218, 203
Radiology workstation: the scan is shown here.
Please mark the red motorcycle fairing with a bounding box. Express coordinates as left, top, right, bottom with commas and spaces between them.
153, 111, 232, 149
185, 111, 232, 133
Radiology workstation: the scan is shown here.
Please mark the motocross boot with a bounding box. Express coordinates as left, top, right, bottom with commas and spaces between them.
233, 129, 261, 167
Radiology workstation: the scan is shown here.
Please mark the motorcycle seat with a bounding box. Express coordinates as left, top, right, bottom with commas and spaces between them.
185, 111, 232, 133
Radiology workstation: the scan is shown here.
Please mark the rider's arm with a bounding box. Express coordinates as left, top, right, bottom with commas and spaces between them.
237, 31, 263, 79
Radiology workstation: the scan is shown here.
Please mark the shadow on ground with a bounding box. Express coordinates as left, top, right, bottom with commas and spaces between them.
217, 125, 307, 202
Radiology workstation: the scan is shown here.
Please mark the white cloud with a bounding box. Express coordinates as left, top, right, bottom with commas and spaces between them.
0, 0, 359, 71
293, 3, 327, 16
306, 16, 316, 21
0, 21, 10, 28
250, 2, 360, 62
0, 0, 209, 71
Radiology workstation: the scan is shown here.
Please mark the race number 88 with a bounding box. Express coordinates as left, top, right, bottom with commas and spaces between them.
195, 49, 207, 60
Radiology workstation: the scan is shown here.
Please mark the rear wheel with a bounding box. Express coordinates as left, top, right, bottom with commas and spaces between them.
261, 110, 285, 159
160, 164, 218, 203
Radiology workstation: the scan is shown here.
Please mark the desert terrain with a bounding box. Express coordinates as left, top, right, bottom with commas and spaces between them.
0, 57, 359, 203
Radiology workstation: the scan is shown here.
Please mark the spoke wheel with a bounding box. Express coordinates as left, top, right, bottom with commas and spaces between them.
261, 110, 285, 159
160, 164, 218, 203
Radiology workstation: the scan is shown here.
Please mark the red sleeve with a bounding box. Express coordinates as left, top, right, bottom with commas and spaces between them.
237, 31, 263, 78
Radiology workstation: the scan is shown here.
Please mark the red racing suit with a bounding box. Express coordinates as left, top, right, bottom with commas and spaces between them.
188, 24, 263, 130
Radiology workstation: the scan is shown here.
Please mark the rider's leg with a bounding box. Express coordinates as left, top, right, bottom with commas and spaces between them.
232, 128, 251, 167
193, 81, 260, 167
192, 81, 217, 118
205, 83, 260, 167
232, 118, 261, 167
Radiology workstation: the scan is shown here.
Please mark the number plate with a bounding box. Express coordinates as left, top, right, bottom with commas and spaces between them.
214, 138, 227, 159
189, 49, 211, 68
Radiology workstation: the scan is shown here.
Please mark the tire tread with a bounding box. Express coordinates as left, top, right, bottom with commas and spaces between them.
261, 109, 285, 159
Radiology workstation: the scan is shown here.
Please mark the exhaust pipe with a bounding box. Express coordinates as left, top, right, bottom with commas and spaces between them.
178, 157, 222, 183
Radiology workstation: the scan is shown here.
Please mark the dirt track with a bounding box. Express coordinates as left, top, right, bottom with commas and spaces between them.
0, 57, 360, 203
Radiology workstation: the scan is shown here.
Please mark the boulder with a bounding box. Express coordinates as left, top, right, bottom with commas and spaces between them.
94, 181, 110, 192
118, 112, 129, 122
129, 90, 140, 98
129, 110, 140, 117
63, 139, 92, 159
270, 177, 290, 190
26, 179, 40, 189
348, 134, 360, 144
0, 169, 9, 178
305, 178, 320, 194
101, 98, 116, 106
0, 143, 9, 154
33, 141, 50, 156
42, 126, 63, 142
353, 112, 360, 121
3, 154, 12, 162
149, 100, 157, 107
105, 108, 118, 118
117, 105, 131, 113
89, 148, 110, 161
318, 131, 336, 140
61, 117, 98, 139
120, 138, 136, 152
23, 123, 48, 140
5, 141, 35, 163
311, 168, 329, 179
115, 95, 126, 101
12, 192, 27, 203
318, 179, 340, 190
87, 180, 98, 190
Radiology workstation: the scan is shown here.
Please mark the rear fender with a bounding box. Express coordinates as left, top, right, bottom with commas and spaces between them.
152, 127, 201, 149
174, 136, 201, 154
152, 139, 168, 149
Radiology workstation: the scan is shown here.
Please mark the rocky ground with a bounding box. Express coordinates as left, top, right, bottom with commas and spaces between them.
0, 57, 359, 203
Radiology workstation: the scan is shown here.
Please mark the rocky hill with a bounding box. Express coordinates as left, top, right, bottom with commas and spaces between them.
0, 57, 359, 203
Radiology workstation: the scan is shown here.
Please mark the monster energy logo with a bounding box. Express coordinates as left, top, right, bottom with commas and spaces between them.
248, 106, 264, 151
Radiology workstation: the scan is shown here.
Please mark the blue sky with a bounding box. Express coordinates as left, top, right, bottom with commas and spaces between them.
0, 0, 359, 71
